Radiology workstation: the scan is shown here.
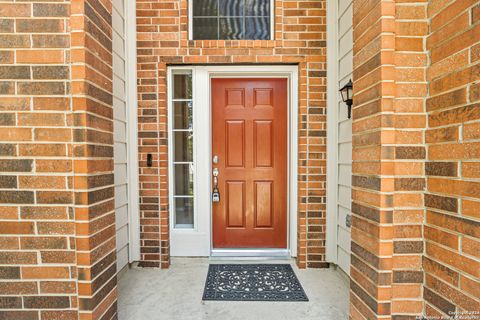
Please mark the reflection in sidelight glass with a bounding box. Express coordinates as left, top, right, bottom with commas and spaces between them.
174, 198, 194, 227
173, 74, 192, 99
173, 101, 193, 130
174, 132, 193, 162
172, 70, 194, 228
174, 164, 194, 196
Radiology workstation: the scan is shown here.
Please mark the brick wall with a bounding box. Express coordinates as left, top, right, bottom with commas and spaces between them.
351, 0, 480, 318
0, 0, 478, 318
391, 0, 428, 317
71, 0, 117, 319
136, 0, 328, 268
0, 0, 117, 319
350, 0, 396, 317
351, 0, 428, 318
0, 1, 76, 319
424, 0, 480, 317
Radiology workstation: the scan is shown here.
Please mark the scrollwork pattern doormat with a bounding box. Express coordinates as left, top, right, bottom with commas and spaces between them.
202, 264, 309, 302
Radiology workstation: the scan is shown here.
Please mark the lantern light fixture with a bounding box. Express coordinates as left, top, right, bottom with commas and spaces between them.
339, 79, 353, 119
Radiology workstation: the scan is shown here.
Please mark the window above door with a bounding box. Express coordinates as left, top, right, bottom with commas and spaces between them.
189, 0, 274, 40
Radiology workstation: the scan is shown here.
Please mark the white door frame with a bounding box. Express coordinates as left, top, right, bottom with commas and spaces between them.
126, 0, 140, 262
168, 65, 298, 258
326, 0, 339, 264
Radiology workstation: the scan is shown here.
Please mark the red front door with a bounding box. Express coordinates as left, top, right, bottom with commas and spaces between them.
212, 78, 288, 248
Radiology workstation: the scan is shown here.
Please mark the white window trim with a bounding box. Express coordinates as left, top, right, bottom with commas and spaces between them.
126, 0, 141, 263
188, 0, 275, 41
168, 65, 298, 257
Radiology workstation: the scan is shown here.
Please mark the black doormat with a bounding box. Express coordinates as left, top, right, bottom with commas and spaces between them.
202, 264, 309, 302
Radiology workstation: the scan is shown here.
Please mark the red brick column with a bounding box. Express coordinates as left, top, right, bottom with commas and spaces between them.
351, 0, 480, 318
0, 1, 77, 319
71, 0, 117, 319
0, 0, 118, 318
424, 0, 480, 317
136, 1, 164, 268
350, 0, 396, 317
390, 0, 428, 317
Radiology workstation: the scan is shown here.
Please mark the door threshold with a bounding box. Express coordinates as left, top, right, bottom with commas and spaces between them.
210, 249, 290, 260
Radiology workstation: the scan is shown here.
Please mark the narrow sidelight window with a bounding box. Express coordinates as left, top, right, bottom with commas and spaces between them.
190, 0, 272, 40
171, 70, 194, 229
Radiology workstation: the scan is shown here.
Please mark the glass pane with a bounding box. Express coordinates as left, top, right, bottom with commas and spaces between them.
245, 17, 270, 40
175, 198, 194, 227
219, 0, 244, 16
174, 164, 194, 196
174, 132, 193, 162
173, 73, 192, 99
245, 0, 270, 16
193, 0, 218, 16
193, 18, 218, 40
219, 17, 243, 40
174, 101, 193, 130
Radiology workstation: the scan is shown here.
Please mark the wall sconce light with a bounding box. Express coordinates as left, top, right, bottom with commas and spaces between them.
339, 79, 353, 119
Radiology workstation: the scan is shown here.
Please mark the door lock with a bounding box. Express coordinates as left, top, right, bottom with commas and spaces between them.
212, 168, 220, 203
212, 191, 220, 202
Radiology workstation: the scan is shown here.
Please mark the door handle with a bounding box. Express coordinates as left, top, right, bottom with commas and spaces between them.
212, 168, 220, 202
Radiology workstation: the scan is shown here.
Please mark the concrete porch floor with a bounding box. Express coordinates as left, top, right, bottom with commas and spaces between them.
118, 258, 349, 320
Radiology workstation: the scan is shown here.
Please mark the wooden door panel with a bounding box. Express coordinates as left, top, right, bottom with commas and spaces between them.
253, 88, 273, 106
226, 121, 245, 168
212, 78, 288, 248
226, 181, 246, 227
226, 88, 245, 107
254, 181, 273, 228
254, 120, 273, 167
